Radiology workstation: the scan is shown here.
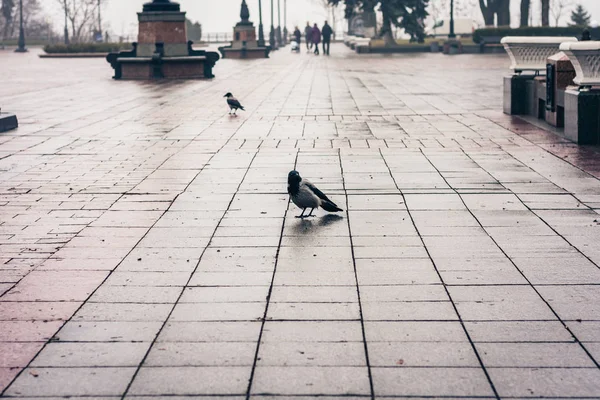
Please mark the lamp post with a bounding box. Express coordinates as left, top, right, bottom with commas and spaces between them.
276, 0, 282, 46
258, 0, 265, 46
448, 0, 456, 39
269, 0, 277, 49
282, 0, 287, 45
15, 0, 27, 53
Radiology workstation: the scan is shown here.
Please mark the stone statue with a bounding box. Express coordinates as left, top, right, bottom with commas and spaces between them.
240, 0, 250, 24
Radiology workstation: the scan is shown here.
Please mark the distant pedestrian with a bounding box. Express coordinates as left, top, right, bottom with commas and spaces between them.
322, 20, 333, 55
304, 22, 313, 51
312, 23, 321, 55
293, 26, 301, 44
582, 29, 592, 41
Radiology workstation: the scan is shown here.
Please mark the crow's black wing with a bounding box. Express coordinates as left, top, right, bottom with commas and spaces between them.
227, 98, 244, 110
303, 179, 333, 203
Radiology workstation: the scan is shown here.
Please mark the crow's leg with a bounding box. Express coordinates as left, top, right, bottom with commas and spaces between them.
307, 208, 315, 217
295, 208, 306, 218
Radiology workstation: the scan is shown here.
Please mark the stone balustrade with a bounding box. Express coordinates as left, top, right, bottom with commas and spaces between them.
560, 41, 600, 88
501, 36, 578, 74
344, 35, 357, 46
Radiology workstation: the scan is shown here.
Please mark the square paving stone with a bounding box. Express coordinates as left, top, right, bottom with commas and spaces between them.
169, 302, 265, 321
362, 301, 458, 321
448, 286, 556, 320
4, 367, 136, 397
158, 321, 261, 342
72, 303, 173, 322
261, 321, 363, 342
0, 342, 43, 368
90, 286, 181, 303
464, 321, 573, 342
476, 342, 595, 367
489, 367, 600, 397
189, 272, 273, 286
274, 271, 357, 286
251, 366, 370, 395
55, 321, 162, 342
103, 271, 190, 287
31, 342, 149, 367
0, 301, 80, 321
179, 286, 269, 303
536, 285, 600, 320
0, 320, 64, 342
371, 367, 494, 397
144, 342, 257, 366
270, 286, 358, 303
360, 285, 448, 302
364, 321, 468, 342
267, 302, 360, 320
257, 342, 366, 366
369, 341, 480, 367
2, 270, 109, 301
128, 366, 251, 395
276, 257, 354, 272
566, 321, 600, 342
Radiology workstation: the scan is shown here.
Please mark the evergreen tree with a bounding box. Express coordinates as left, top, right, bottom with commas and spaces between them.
570, 4, 591, 27
329, 0, 429, 45
186, 19, 202, 42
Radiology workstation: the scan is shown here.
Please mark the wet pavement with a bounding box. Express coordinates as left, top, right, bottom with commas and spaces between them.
1, 44, 600, 398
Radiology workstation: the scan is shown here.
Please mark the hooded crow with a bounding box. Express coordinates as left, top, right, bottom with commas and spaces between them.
224, 92, 245, 114
287, 170, 343, 218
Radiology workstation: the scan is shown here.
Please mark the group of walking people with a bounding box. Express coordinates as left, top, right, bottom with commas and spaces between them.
292, 21, 333, 55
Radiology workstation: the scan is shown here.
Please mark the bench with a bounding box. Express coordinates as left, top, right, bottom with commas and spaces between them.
501, 36, 578, 74
560, 41, 600, 88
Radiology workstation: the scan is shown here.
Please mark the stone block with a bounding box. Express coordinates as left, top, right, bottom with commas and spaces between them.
0, 112, 18, 133
503, 75, 535, 115
564, 88, 600, 144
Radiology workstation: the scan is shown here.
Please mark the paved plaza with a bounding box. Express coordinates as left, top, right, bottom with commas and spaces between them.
1, 44, 600, 398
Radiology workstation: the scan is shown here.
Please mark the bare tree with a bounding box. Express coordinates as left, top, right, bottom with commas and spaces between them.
550, 0, 572, 26
311, 0, 343, 35
520, 0, 530, 26
55, 0, 98, 43
428, 0, 448, 34
541, 0, 550, 26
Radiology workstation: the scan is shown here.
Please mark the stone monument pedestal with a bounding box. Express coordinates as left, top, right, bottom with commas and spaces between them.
545, 52, 576, 127
106, 0, 220, 80
564, 88, 600, 144
443, 39, 463, 55
0, 112, 18, 133
219, 0, 270, 59
503, 75, 536, 115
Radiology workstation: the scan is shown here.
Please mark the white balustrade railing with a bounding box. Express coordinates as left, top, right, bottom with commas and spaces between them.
344, 35, 357, 46
501, 36, 578, 74
560, 41, 600, 88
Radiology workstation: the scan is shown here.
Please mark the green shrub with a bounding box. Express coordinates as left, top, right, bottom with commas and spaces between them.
473, 26, 599, 43
43, 43, 133, 54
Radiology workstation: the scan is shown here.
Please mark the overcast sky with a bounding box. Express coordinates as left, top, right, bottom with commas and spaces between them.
42, 0, 600, 38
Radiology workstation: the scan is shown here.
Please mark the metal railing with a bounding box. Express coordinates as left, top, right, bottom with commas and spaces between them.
203, 32, 234, 43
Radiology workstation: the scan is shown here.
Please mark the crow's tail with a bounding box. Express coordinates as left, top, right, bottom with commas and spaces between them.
240, 106, 245, 111
321, 200, 343, 212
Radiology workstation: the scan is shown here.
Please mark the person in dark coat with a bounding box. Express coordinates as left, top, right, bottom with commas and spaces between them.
312, 23, 321, 55
293, 27, 301, 43
322, 21, 333, 55
304, 22, 313, 51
